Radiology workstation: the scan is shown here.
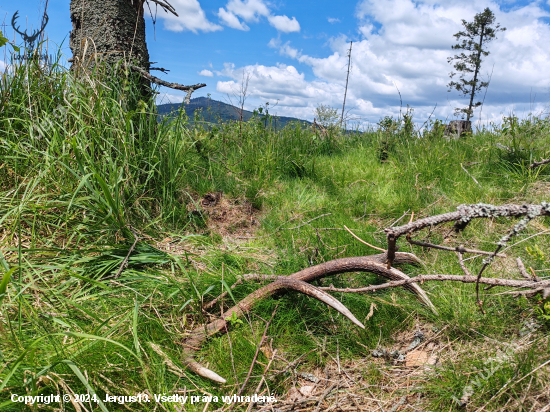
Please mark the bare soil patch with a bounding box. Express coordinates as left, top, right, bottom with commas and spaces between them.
198, 191, 260, 239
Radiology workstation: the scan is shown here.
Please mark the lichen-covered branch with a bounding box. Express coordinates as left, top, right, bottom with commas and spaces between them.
385, 203, 550, 268
181, 203, 550, 385
318, 274, 550, 294
529, 157, 550, 169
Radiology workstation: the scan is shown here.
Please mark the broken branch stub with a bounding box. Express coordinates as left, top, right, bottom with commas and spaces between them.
146, 0, 178, 16
529, 157, 550, 169
128, 65, 206, 103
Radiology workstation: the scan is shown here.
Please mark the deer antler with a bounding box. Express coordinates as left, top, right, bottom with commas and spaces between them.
180, 252, 435, 384
11, 11, 49, 49
182, 278, 364, 383
177, 203, 550, 384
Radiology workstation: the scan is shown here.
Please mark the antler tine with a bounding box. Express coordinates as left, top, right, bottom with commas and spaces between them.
11, 12, 24, 37
275, 277, 365, 328
186, 359, 227, 384
181, 277, 364, 384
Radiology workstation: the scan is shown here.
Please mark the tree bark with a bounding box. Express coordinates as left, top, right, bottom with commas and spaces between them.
69, 0, 150, 95
444, 120, 472, 139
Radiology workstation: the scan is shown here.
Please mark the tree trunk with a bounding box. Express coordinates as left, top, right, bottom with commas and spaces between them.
444, 120, 472, 139
69, 0, 150, 96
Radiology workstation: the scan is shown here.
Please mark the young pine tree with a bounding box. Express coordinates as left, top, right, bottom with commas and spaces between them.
447, 8, 505, 121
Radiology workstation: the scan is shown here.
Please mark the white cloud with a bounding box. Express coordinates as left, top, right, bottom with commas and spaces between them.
216, 63, 345, 119
225, 0, 270, 22
198, 69, 214, 77
0, 60, 6, 72
244, 0, 550, 123
328, 17, 341, 24
269, 38, 302, 59
218, 8, 250, 30
159, 0, 222, 33
267, 37, 281, 48
267, 15, 301, 33
277, 41, 302, 59
218, 0, 301, 33
211, 0, 550, 124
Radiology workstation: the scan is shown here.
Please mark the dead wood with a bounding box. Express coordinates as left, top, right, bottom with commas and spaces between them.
319, 274, 550, 294
180, 202, 550, 385
529, 157, 550, 169
128, 65, 206, 103
385, 203, 550, 268
146, 0, 178, 16
516, 257, 533, 280
406, 235, 506, 257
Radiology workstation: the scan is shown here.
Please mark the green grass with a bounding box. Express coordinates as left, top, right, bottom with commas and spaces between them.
1, 57, 550, 411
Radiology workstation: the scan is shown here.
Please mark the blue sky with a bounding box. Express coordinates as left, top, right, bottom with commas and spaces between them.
1, 0, 550, 126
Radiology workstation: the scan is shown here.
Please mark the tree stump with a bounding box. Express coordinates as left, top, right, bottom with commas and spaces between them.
444, 120, 472, 139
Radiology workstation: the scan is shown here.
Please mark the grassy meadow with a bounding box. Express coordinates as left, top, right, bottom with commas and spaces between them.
1, 59, 550, 411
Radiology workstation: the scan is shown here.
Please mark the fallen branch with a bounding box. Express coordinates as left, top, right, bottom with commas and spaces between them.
385, 203, 550, 268
516, 257, 533, 281
319, 274, 550, 294
182, 203, 550, 384
529, 157, 550, 169
456, 250, 486, 312
406, 235, 506, 257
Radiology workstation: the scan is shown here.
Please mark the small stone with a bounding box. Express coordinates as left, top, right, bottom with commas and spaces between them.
299, 385, 315, 397
298, 372, 319, 383
287, 387, 302, 402
405, 350, 429, 367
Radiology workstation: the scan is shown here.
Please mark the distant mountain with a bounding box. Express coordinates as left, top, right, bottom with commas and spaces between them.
157, 97, 311, 128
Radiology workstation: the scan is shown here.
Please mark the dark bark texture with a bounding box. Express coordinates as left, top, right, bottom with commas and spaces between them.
70, 0, 149, 72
